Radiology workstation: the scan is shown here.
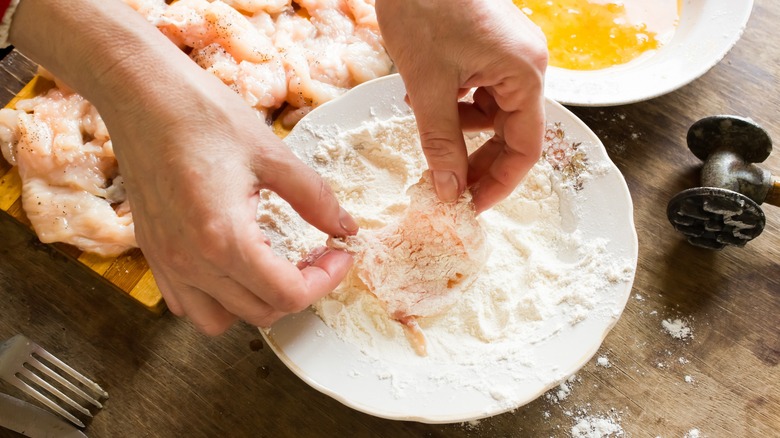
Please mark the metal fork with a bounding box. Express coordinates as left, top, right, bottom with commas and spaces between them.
0, 335, 108, 428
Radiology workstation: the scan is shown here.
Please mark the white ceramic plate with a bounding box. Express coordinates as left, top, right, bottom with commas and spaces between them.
261, 74, 638, 423
547, 0, 753, 106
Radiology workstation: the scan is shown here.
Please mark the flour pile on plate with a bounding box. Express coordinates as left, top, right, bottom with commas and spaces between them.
259, 115, 635, 375
330, 171, 489, 356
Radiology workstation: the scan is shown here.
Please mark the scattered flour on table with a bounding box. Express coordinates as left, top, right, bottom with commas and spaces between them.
662, 318, 692, 340
546, 375, 579, 403
258, 114, 635, 400
571, 414, 624, 438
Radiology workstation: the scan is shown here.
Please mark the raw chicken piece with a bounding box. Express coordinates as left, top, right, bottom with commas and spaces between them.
159, 0, 278, 64
122, 0, 167, 22
157, 0, 288, 115
0, 89, 136, 256
220, 0, 291, 14
271, 3, 391, 125
22, 178, 135, 257
332, 172, 490, 355
190, 43, 287, 118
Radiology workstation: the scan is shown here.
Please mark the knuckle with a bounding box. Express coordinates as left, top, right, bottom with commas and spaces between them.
196, 218, 232, 264
314, 173, 336, 204
531, 48, 549, 73
274, 288, 312, 314
242, 309, 283, 328
418, 132, 461, 161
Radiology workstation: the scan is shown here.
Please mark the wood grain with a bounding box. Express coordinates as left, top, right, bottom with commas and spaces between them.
0, 1, 778, 436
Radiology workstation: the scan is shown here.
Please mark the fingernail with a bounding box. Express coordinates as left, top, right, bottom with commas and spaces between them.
432, 170, 460, 203
339, 207, 359, 234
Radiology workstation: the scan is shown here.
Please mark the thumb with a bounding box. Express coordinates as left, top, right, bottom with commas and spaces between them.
404, 75, 468, 203
255, 147, 358, 237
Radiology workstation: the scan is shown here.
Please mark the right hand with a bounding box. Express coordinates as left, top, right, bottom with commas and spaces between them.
376, 0, 548, 213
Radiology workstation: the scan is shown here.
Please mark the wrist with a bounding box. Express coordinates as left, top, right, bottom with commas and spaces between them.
8, 0, 202, 121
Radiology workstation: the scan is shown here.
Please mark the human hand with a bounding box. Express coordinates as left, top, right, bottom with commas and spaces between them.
375, 0, 548, 213
9, 0, 359, 335
104, 66, 357, 335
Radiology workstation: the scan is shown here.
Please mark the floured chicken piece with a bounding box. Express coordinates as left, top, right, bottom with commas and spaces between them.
330, 172, 490, 356
0, 89, 135, 256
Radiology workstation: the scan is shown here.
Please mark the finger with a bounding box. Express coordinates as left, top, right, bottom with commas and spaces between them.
254, 144, 358, 237
296, 246, 330, 270
175, 283, 239, 336
467, 135, 504, 186
471, 107, 544, 213
459, 87, 499, 131
197, 274, 287, 328
229, 232, 353, 313
403, 74, 468, 203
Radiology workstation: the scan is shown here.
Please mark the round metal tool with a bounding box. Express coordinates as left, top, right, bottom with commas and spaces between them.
687, 115, 772, 163
667, 187, 765, 250
686, 115, 779, 206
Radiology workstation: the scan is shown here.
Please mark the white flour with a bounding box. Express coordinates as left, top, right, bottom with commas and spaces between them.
571, 414, 625, 438
258, 115, 634, 398
662, 318, 692, 340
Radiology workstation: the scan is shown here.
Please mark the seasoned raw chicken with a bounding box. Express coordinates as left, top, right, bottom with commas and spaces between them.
0, 89, 135, 256
272, 0, 392, 125
220, 0, 291, 14
332, 172, 490, 355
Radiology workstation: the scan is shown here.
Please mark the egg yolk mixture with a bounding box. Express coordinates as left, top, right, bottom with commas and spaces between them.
515, 0, 681, 70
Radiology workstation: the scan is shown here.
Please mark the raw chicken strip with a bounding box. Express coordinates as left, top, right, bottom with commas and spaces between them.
190, 43, 287, 118
271, 1, 392, 126
22, 179, 135, 256
157, 0, 288, 115
122, 0, 167, 22
220, 0, 291, 14
159, 0, 278, 64
0, 89, 136, 256
332, 172, 490, 355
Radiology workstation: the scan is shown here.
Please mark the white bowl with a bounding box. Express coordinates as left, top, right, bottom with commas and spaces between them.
546, 0, 754, 106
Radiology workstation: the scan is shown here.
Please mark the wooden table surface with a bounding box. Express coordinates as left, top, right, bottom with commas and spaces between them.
1, 2, 778, 437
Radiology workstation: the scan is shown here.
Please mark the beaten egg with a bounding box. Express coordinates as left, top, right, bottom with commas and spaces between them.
515, 0, 681, 70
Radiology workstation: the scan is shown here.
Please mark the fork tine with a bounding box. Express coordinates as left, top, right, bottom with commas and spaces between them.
17, 367, 93, 417
32, 347, 109, 399
26, 356, 104, 408
9, 375, 86, 428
